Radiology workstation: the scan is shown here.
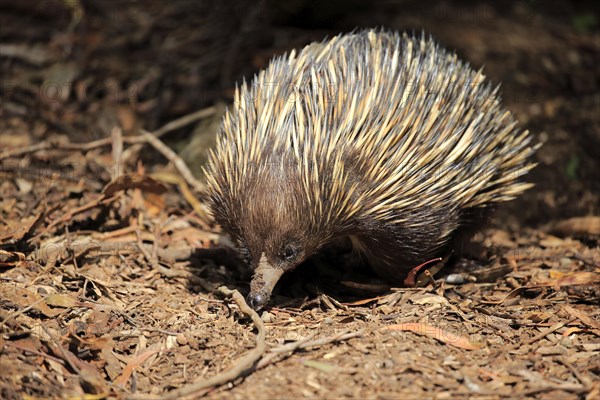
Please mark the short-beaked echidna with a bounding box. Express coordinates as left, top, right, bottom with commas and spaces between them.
204, 30, 538, 309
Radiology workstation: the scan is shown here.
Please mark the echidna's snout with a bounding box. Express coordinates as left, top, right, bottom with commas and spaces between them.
247, 253, 284, 310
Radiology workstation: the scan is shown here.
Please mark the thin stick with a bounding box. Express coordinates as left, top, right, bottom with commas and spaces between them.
256, 329, 363, 370
141, 130, 205, 193
0, 137, 146, 160
0, 106, 215, 161
121, 106, 217, 162
152, 107, 216, 139
111, 126, 124, 175
522, 318, 577, 346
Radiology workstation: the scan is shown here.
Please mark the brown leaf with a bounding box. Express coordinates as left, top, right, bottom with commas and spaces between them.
0, 212, 44, 243
541, 271, 600, 287
113, 345, 163, 386
47, 343, 107, 393
0, 285, 61, 317
385, 322, 483, 350
102, 173, 167, 196
563, 305, 600, 330
45, 293, 77, 308
551, 216, 600, 236
0, 249, 26, 267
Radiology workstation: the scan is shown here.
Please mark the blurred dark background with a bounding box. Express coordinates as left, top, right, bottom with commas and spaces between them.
1, 0, 598, 227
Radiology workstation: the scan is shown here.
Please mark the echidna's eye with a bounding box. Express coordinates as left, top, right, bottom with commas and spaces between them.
280, 245, 298, 262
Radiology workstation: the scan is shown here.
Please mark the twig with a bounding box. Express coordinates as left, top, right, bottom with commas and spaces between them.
0, 137, 146, 160
256, 329, 363, 370
122, 106, 216, 162
152, 107, 216, 139
0, 106, 213, 161
141, 130, 205, 193
521, 382, 587, 396
522, 317, 577, 346
0, 141, 51, 160
111, 126, 124, 176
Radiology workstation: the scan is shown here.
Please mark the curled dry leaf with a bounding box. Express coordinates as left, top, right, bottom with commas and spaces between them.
540, 271, 600, 287
385, 323, 484, 350
551, 216, 600, 236
0, 250, 26, 267
102, 173, 167, 197
403, 258, 443, 287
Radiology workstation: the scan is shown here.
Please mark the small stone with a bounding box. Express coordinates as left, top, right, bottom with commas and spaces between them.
173, 353, 189, 364
176, 333, 188, 346
261, 311, 273, 323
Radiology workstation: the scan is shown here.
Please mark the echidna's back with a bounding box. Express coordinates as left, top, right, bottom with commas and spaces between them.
287, 31, 536, 218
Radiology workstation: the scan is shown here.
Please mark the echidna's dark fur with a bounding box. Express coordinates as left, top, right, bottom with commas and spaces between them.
204, 29, 538, 309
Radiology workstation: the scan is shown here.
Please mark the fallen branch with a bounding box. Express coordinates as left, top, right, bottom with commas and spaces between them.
0, 137, 146, 160
256, 329, 364, 370
141, 130, 206, 194
0, 107, 215, 162
122, 107, 217, 162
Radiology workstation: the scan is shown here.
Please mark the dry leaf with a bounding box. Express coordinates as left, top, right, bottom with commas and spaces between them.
563, 305, 600, 330
114, 345, 164, 386
102, 173, 167, 196
386, 323, 483, 350
0, 285, 61, 317
302, 359, 336, 373
541, 271, 600, 287
551, 216, 600, 236
45, 293, 77, 308
410, 294, 449, 305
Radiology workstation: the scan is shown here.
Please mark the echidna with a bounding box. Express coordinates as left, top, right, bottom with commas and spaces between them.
204, 30, 538, 309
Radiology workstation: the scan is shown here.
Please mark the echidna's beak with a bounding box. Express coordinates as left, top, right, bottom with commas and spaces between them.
247, 252, 284, 310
